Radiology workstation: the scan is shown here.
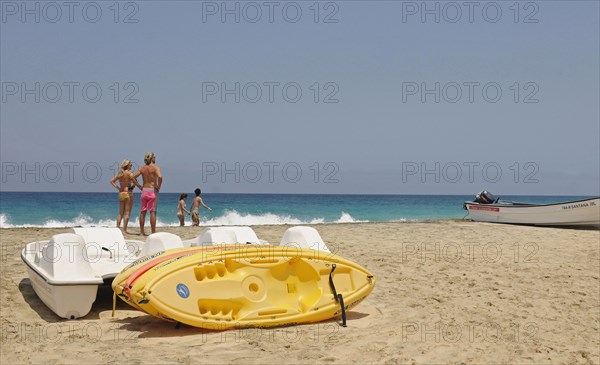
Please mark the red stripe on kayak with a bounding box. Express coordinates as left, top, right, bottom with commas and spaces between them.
122, 245, 243, 298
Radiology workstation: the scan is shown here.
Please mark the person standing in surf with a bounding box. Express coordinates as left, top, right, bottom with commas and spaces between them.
191, 188, 212, 226
110, 159, 141, 234
132, 152, 163, 235
177, 193, 191, 226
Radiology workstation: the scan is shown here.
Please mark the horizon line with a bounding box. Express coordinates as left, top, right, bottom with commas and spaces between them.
1, 191, 598, 197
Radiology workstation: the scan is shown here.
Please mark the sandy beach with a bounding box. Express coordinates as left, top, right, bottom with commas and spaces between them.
1, 221, 598, 364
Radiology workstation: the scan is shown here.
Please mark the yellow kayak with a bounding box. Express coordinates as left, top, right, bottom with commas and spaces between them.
113, 245, 375, 329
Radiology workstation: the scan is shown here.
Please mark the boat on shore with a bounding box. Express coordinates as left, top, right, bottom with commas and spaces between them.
464, 191, 600, 227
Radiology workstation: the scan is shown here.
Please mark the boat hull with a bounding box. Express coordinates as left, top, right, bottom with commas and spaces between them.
26, 266, 99, 319
465, 198, 600, 226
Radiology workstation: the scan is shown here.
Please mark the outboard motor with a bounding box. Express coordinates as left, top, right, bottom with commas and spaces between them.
475, 191, 497, 204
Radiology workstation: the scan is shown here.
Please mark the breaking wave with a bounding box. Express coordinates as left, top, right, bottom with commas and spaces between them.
202, 210, 366, 226
0, 211, 367, 228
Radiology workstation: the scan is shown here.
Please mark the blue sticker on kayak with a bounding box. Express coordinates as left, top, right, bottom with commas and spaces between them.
176, 283, 190, 299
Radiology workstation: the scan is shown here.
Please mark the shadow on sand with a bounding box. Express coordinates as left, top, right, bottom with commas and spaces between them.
18, 280, 136, 322
20, 278, 370, 338
112, 310, 370, 339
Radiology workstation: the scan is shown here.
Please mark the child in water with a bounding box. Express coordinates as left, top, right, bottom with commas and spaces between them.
177, 193, 191, 226
191, 188, 212, 226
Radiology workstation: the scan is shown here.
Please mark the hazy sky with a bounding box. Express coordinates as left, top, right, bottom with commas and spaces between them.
1, 1, 599, 195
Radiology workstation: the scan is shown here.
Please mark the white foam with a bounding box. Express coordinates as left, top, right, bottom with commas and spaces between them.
0, 210, 367, 228
0, 213, 11, 228
203, 210, 363, 226
335, 212, 367, 223
44, 213, 95, 228
95, 217, 180, 228
204, 210, 305, 226
0, 212, 178, 228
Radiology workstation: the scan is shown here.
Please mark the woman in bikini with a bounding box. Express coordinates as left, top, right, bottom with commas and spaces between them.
110, 159, 140, 234
126, 164, 138, 228
177, 193, 191, 226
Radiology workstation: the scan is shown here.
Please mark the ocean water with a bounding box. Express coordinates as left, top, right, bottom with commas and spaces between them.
0, 192, 595, 228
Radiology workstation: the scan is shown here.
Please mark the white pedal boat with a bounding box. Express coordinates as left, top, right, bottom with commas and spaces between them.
21, 226, 330, 319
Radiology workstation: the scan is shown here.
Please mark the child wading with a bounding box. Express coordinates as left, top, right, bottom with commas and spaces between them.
177, 194, 191, 226
191, 188, 212, 226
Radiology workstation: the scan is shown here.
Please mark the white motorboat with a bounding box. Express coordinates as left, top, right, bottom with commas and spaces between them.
464, 191, 600, 227
21, 226, 329, 319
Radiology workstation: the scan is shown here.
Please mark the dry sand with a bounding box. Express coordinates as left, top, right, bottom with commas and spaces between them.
1, 221, 599, 364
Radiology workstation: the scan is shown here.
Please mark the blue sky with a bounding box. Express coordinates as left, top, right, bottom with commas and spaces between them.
1, 1, 598, 194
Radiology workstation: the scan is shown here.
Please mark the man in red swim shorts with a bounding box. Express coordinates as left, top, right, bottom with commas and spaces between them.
141, 188, 156, 212
132, 152, 163, 235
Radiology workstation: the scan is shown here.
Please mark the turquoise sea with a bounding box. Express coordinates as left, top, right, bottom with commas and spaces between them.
0, 192, 596, 228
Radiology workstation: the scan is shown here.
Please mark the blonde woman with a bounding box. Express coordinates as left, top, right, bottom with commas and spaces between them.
110, 159, 141, 234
